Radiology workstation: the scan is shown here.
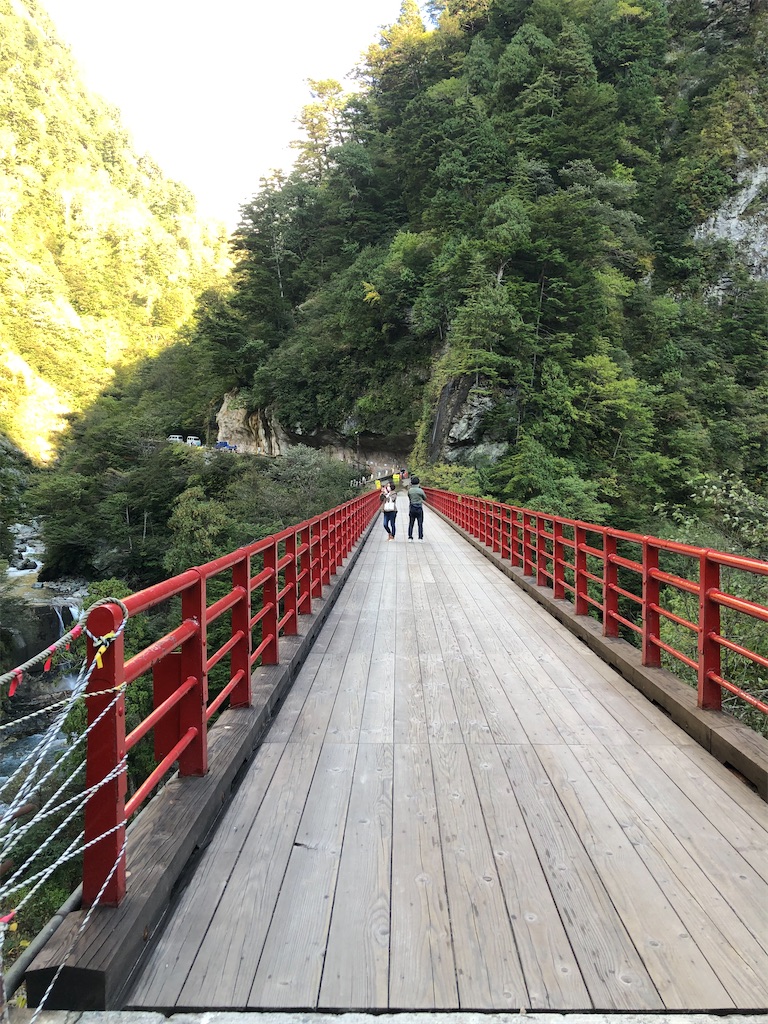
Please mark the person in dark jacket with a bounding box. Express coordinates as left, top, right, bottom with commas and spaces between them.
407, 476, 426, 540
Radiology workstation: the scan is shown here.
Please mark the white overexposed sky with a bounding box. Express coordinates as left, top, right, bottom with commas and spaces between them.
40, 0, 421, 230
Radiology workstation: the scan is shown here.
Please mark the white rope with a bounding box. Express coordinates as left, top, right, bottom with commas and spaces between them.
0, 758, 127, 900
0, 597, 133, 1006
0, 683, 126, 833
27, 834, 128, 1024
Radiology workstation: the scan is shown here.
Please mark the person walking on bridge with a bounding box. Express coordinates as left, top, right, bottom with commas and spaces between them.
381, 482, 398, 540
407, 476, 426, 541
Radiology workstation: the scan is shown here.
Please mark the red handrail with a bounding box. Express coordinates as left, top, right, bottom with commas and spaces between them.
425, 488, 768, 721
82, 489, 379, 906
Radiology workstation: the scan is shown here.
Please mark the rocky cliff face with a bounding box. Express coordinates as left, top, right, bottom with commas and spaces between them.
428, 375, 514, 465
216, 392, 413, 476
216, 394, 290, 456
694, 164, 768, 281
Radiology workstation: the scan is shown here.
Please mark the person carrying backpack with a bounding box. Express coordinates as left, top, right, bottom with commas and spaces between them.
407, 476, 426, 541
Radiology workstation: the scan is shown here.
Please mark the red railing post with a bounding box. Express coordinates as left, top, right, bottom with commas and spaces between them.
500, 505, 511, 562
83, 602, 127, 907
510, 508, 522, 568
603, 533, 619, 637
321, 514, 332, 587
575, 525, 589, 615
332, 508, 342, 573
284, 531, 299, 635
642, 539, 661, 666
178, 569, 207, 776
699, 551, 722, 710
310, 518, 323, 598
230, 551, 252, 706
523, 513, 535, 576
262, 541, 279, 664
299, 522, 313, 614
537, 516, 548, 587
554, 519, 566, 600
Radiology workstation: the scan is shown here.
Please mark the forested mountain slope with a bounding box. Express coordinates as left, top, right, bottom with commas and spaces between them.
217, 0, 768, 532
0, 0, 230, 462
10, 0, 768, 589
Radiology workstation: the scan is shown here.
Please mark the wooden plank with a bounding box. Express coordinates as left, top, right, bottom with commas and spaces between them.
430, 742, 527, 1009
248, 742, 357, 1007
265, 561, 372, 744
127, 738, 286, 1007
647, 735, 768, 819
426, 577, 493, 744
409, 573, 462, 744
359, 556, 397, 744
475, 581, 684, 748
177, 738, 324, 1008
569, 741, 768, 1008
389, 743, 457, 1008
466, 743, 592, 1010
287, 576, 373, 747
606, 742, 768, 954
425, 565, 563, 745
325, 569, 382, 744
433, 561, 606, 747
424, 569, 566, 746
319, 742, 393, 1008
640, 743, 768, 880
498, 744, 663, 1010
535, 743, 734, 1010
393, 542, 428, 745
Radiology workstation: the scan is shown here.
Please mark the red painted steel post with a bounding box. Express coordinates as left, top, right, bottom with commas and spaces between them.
554, 519, 566, 600
83, 602, 127, 907
262, 541, 279, 664
603, 533, 619, 637
284, 531, 298, 635
510, 509, 522, 568
333, 508, 343, 573
310, 518, 322, 599
537, 516, 548, 587
698, 552, 722, 710
178, 569, 207, 775
642, 539, 661, 666
230, 551, 252, 706
321, 514, 331, 587
492, 504, 502, 553
501, 505, 511, 562
523, 513, 535, 576
299, 523, 313, 614
575, 525, 589, 615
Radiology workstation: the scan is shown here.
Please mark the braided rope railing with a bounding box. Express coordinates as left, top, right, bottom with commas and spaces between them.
0, 599, 130, 1012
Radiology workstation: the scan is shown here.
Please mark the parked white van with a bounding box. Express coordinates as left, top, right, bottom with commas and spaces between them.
185, 436, 202, 447
167, 434, 183, 443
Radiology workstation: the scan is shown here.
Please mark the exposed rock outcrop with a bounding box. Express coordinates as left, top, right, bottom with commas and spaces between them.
694, 163, 768, 281
428, 374, 513, 464
215, 392, 413, 475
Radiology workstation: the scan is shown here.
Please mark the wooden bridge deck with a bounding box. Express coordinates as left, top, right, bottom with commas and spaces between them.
126, 497, 768, 1013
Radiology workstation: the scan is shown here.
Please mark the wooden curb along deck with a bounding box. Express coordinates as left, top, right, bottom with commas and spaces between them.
24, 514, 379, 1011
431, 507, 768, 801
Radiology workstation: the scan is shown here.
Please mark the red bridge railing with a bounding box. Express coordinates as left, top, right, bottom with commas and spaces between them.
426, 487, 768, 721
83, 490, 380, 906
